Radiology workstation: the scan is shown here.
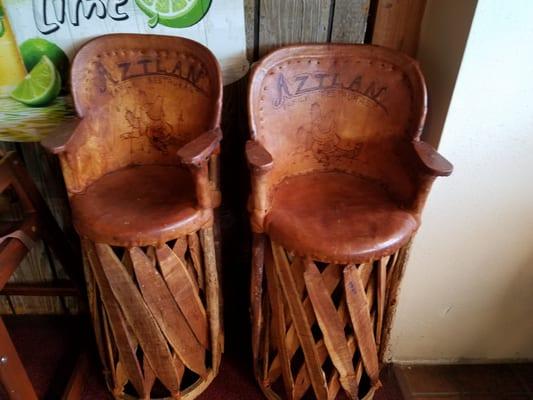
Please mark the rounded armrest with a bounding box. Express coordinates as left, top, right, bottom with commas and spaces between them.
40, 118, 82, 154
177, 128, 222, 168
412, 140, 453, 177
246, 140, 273, 233
177, 128, 222, 209
246, 140, 273, 173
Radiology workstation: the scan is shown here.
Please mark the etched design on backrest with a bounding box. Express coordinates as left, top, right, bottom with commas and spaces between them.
65, 34, 222, 193
248, 45, 427, 204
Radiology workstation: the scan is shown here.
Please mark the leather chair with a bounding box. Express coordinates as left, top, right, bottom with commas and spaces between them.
246, 44, 452, 400
42, 34, 223, 400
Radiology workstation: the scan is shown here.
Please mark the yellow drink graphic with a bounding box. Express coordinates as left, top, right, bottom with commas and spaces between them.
0, 0, 26, 97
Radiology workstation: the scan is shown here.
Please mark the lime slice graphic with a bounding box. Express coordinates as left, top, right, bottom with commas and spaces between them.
20, 38, 70, 87
135, 0, 212, 28
11, 56, 61, 107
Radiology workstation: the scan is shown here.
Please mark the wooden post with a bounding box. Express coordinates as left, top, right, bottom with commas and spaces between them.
0, 319, 38, 400
371, 0, 427, 57
200, 226, 223, 374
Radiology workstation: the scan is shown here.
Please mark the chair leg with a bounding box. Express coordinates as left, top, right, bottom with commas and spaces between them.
252, 237, 406, 400
250, 234, 266, 368
0, 318, 38, 400
81, 228, 222, 400
199, 226, 223, 374
61, 351, 89, 400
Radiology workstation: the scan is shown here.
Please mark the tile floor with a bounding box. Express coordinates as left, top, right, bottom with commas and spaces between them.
394, 364, 533, 399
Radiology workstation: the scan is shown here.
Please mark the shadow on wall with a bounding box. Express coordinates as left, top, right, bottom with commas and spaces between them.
417, 0, 478, 147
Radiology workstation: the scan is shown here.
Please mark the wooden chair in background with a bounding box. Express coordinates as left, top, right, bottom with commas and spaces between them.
0, 150, 86, 399
42, 34, 224, 399
246, 45, 452, 400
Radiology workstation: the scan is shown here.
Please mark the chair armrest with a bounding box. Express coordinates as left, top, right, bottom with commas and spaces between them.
177, 128, 222, 168
177, 128, 222, 209
409, 140, 453, 215
246, 140, 273, 173
412, 140, 453, 177
246, 140, 273, 233
40, 118, 82, 154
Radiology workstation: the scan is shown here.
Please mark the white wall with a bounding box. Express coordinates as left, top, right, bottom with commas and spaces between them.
388, 0, 533, 362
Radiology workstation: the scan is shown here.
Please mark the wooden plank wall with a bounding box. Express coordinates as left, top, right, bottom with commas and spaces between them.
245, 0, 371, 60
0, 0, 426, 316
0, 141, 78, 314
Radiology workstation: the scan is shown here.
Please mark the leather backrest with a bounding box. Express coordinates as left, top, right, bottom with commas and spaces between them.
248, 44, 426, 202
68, 34, 222, 187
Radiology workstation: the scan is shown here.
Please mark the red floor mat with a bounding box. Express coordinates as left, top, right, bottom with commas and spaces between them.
3, 315, 402, 399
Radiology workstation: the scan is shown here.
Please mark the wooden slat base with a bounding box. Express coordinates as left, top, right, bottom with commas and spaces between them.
251, 237, 408, 400
81, 227, 222, 400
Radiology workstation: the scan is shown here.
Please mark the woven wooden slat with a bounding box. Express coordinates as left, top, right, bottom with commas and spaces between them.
265, 242, 294, 397
326, 335, 356, 400
271, 242, 328, 400
84, 241, 145, 397
173, 237, 200, 294
376, 259, 387, 347
156, 244, 209, 349
145, 246, 157, 268
344, 264, 380, 387
173, 237, 188, 257
328, 277, 377, 400
101, 304, 117, 387
115, 360, 129, 397
94, 243, 180, 396
188, 232, 205, 290
268, 262, 342, 383
304, 260, 357, 399
255, 238, 402, 400
143, 358, 156, 397
172, 236, 200, 292
129, 247, 207, 378
293, 296, 351, 399
291, 255, 307, 299
120, 250, 135, 277
291, 262, 380, 400
172, 352, 186, 384
199, 227, 223, 373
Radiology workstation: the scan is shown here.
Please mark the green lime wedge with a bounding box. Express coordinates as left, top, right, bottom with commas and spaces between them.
11, 56, 61, 107
135, 0, 212, 28
19, 38, 70, 87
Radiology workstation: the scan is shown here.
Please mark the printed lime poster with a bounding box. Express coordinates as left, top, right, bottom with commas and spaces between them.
0, 0, 248, 141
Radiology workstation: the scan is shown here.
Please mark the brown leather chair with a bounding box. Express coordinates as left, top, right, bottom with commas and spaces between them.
246, 44, 452, 400
42, 34, 223, 400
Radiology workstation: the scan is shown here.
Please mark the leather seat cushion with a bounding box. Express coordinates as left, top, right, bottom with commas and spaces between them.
71, 165, 211, 247
265, 171, 419, 263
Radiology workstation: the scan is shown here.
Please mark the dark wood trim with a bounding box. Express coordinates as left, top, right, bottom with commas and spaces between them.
0, 281, 79, 297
